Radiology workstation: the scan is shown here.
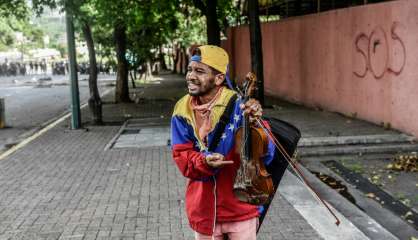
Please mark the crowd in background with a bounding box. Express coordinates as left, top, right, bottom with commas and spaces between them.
77, 62, 115, 75
0, 58, 116, 77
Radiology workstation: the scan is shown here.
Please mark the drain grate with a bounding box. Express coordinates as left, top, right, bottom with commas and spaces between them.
106, 118, 170, 149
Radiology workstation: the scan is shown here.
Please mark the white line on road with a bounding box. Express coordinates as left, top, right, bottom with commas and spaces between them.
0, 88, 112, 161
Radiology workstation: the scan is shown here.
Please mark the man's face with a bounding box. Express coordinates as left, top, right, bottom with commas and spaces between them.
186, 61, 217, 97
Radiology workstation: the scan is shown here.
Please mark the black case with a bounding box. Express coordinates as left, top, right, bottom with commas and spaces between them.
258, 117, 301, 230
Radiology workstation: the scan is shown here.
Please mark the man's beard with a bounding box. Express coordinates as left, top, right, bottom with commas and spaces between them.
187, 80, 215, 97
188, 91, 201, 96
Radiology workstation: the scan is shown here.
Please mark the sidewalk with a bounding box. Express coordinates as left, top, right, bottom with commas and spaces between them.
0, 72, 412, 239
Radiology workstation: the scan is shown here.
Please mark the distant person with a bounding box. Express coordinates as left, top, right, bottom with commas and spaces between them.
65, 62, 69, 75
43, 62, 45, 74
20, 63, 26, 75
59, 62, 65, 75
29, 61, 33, 75
10, 63, 17, 76
34, 62, 39, 75
41, 60, 47, 74
1, 62, 7, 76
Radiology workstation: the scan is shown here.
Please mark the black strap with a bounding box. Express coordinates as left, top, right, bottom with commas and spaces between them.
208, 94, 237, 152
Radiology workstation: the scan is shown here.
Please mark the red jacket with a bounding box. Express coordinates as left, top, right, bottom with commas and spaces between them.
171, 89, 275, 235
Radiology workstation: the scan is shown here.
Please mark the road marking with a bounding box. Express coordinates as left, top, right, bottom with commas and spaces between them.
0, 88, 112, 161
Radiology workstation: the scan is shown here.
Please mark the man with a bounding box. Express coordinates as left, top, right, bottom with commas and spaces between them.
171, 45, 275, 240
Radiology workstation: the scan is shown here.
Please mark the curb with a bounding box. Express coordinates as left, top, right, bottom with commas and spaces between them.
299, 134, 416, 147
299, 142, 418, 157
280, 165, 399, 240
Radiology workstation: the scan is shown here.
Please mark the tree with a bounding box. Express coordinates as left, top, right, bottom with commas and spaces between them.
33, 0, 229, 106
295, 0, 302, 16
93, 0, 183, 99
31, 0, 104, 124
126, 0, 180, 76
92, 0, 143, 103
61, 0, 104, 124
171, 5, 206, 73
113, 22, 130, 102
81, 20, 102, 124
191, 0, 221, 46
248, 0, 265, 106
182, 0, 238, 46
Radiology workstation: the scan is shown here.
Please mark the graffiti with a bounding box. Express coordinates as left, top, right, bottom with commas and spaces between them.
353, 22, 406, 79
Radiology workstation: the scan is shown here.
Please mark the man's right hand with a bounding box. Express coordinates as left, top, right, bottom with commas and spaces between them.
205, 153, 233, 168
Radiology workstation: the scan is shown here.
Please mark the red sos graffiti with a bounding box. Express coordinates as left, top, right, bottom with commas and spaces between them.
353, 22, 406, 79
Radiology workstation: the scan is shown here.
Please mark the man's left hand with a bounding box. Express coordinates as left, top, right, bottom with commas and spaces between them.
240, 98, 262, 122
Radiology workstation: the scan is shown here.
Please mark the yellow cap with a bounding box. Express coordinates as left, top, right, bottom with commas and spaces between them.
194, 45, 229, 74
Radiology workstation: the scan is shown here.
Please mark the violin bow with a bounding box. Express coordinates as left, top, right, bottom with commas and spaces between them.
255, 117, 341, 226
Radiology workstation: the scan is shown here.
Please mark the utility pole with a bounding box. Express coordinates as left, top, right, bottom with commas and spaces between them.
65, 10, 81, 129
248, 0, 265, 106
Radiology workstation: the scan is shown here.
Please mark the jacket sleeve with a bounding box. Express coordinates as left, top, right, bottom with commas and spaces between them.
171, 116, 216, 179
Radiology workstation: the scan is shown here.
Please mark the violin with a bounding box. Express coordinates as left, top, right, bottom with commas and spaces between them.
233, 72, 273, 205
232, 72, 341, 226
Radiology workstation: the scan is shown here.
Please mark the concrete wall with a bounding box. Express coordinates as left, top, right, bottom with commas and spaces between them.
223, 0, 418, 137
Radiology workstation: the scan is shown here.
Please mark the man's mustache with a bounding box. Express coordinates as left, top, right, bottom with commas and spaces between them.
187, 80, 201, 85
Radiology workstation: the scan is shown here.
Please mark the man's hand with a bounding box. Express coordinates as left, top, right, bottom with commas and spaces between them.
205, 153, 233, 168
240, 98, 262, 123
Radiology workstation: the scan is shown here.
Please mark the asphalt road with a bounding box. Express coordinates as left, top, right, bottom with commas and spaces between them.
0, 74, 114, 151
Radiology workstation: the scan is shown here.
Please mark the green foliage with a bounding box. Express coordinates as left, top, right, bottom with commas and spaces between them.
126, 1, 181, 63
0, 1, 29, 50
27, 0, 238, 66
0, 0, 28, 19
49, 42, 67, 57
0, 21, 15, 50
0, 15, 45, 51
31, 0, 59, 16
173, 6, 206, 46
179, 0, 242, 43
217, 0, 241, 29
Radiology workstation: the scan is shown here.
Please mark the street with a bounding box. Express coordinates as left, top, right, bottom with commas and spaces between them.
0, 74, 114, 152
